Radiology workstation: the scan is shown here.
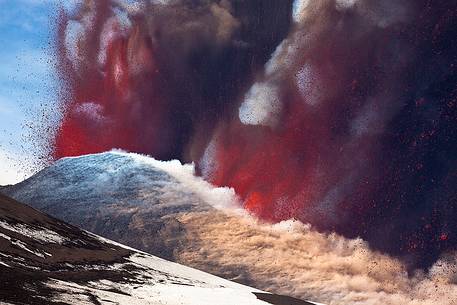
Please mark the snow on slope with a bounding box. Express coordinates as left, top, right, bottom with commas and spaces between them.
2, 151, 221, 260
0, 193, 318, 305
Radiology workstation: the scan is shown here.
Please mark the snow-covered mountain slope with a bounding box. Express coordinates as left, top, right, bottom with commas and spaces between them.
2, 151, 222, 260
0, 193, 317, 305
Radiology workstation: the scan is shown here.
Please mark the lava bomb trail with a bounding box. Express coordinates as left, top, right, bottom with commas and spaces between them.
54, 0, 457, 269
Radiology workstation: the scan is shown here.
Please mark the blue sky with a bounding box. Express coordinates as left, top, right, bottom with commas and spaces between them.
0, 0, 67, 184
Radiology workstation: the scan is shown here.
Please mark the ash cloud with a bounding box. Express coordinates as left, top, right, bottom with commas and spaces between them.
166, 165, 457, 304
175, 210, 457, 305
199, 0, 457, 268
55, 0, 293, 160
53, 0, 457, 269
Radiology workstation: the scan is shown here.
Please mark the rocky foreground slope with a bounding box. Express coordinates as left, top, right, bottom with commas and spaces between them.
0, 193, 316, 305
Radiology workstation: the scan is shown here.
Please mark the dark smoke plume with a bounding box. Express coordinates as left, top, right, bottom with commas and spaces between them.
55, 0, 292, 160
54, 0, 457, 269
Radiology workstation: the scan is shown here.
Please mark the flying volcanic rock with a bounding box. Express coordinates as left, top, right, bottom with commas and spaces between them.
0, 192, 318, 305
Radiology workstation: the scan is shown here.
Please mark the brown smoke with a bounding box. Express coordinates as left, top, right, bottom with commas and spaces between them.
171, 210, 457, 305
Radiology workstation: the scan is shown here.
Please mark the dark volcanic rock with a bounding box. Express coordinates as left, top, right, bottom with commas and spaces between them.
0, 193, 310, 305
0, 192, 131, 304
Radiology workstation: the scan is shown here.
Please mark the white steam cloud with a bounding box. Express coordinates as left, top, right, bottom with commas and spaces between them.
112, 150, 241, 211
239, 82, 282, 127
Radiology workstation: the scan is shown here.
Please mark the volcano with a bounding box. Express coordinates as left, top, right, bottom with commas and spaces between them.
3, 151, 218, 260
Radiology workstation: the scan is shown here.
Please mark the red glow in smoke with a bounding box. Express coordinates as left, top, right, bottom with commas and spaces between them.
55, 7, 171, 159
206, 95, 371, 223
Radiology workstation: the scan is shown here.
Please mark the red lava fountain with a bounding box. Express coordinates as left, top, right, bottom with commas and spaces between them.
55, 3, 172, 159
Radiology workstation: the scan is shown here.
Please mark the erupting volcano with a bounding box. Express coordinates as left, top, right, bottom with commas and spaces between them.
53, 0, 457, 269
